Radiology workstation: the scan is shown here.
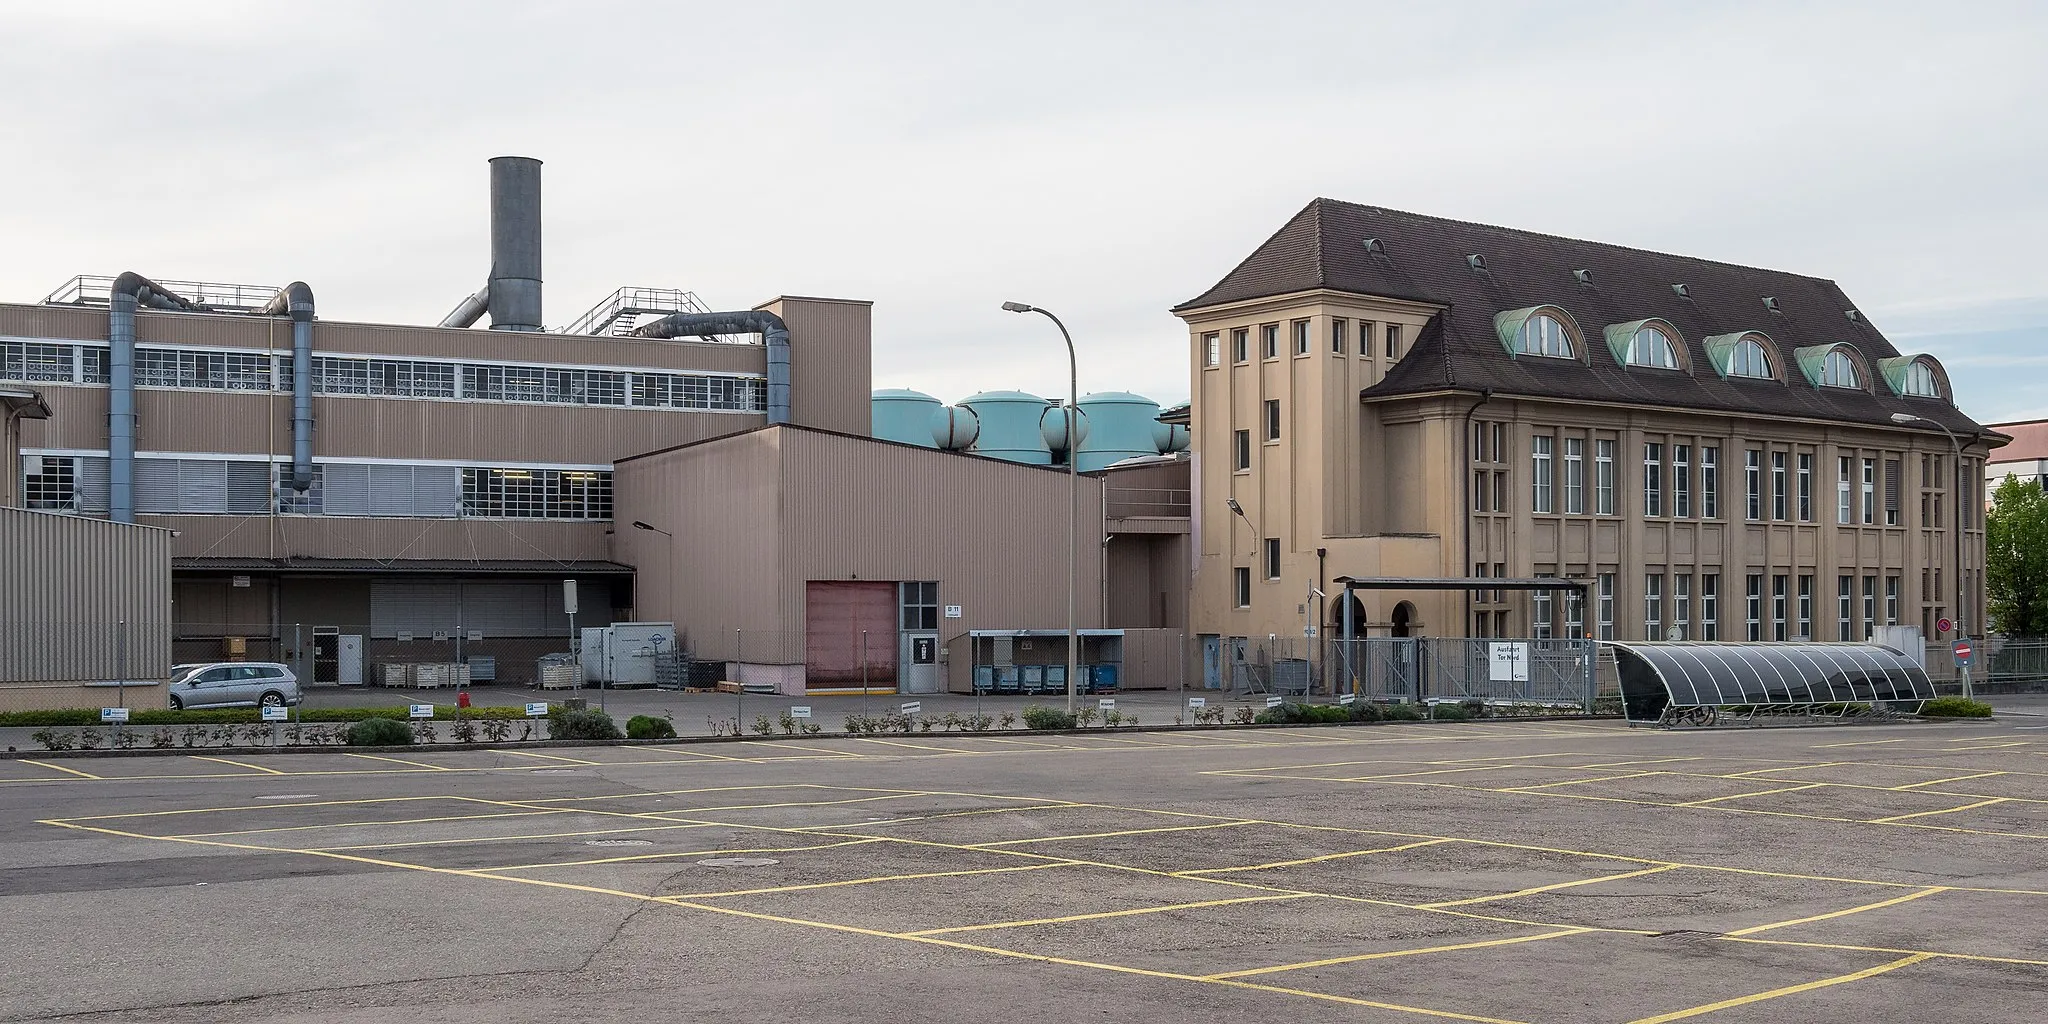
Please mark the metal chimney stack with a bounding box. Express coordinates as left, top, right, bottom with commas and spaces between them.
487, 156, 543, 331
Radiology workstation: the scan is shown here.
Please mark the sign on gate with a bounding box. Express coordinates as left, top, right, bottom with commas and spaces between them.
1098, 698, 1115, 710
901, 701, 921, 715
1339, 693, 1357, 706
99, 707, 128, 724
1488, 642, 1531, 682
791, 706, 813, 719
1953, 640, 1974, 668
1186, 697, 1206, 709
410, 704, 435, 719
261, 706, 290, 722
1265, 695, 1283, 708
526, 702, 549, 717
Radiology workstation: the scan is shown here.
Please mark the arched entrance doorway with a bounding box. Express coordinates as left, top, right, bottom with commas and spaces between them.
1391, 601, 1416, 638
1330, 594, 1369, 637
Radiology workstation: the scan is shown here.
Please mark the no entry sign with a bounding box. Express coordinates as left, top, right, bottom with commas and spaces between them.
1953, 640, 1974, 668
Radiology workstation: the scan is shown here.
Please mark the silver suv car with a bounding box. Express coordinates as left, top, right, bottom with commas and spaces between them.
168, 662, 303, 710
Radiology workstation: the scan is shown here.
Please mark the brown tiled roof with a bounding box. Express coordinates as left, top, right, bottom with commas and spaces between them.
1177, 199, 1989, 437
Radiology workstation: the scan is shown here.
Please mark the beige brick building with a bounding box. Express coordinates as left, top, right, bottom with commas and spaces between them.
1175, 200, 2003, 663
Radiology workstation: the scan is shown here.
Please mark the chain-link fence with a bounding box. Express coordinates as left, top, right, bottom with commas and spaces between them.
1327, 637, 1601, 708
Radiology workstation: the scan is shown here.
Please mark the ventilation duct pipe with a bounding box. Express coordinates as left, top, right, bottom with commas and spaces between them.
107, 273, 206, 523
630, 311, 791, 424
258, 282, 317, 492
438, 285, 489, 328
486, 156, 542, 331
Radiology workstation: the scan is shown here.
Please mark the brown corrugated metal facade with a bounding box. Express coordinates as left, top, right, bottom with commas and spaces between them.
613, 426, 1114, 692
0, 506, 171, 709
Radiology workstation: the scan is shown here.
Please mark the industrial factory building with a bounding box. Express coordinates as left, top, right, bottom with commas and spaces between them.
0, 157, 1192, 701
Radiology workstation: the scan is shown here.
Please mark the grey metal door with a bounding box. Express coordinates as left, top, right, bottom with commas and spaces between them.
899, 633, 941, 694
1201, 635, 1221, 689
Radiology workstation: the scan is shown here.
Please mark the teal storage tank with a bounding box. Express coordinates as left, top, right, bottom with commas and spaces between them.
1039, 402, 1090, 457
960, 390, 1054, 464
1073, 392, 1162, 471
930, 405, 980, 450
1151, 421, 1191, 454
871, 389, 942, 448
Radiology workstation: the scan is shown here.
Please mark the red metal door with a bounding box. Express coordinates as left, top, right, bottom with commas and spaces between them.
805, 581, 898, 689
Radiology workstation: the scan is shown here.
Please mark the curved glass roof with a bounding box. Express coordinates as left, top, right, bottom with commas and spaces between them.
1612, 642, 1934, 718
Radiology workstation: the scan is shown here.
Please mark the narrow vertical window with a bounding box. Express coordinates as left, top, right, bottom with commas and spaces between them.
1771, 451, 1788, 521
1231, 329, 1248, 363
1597, 573, 1615, 641
1386, 323, 1403, 359
1884, 459, 1901, 527
1643, 443, 1664, 517
1702, 574, 1719, 641
1292, 319, 1310, 356
1702, 446, 1719, 518
1838, 575, 1853, 640
1474, 470, 1489, 512
1885, 576, 1899, 625
1264, 399, 1281, 441
1797, 453, 1812, 522
1797, 574, 1813, 640
1234, 567, 1251, 608
1532, 576, 1554, 640
1595, 440, 1615, 516
1673, 444, 1691, 518
1673, 574, 1692, 639
1492, 470, 1507, 513
1261, 324, 1278, 359
1330, 318, 1346, 354
1531, 435, 1554, 514
1565, 585, 1585, 639
1745, 449, 1762, 521
1563, 439, 1585, 514
1862, 575, 1876, 636
1772, 574, 1788, 641
1202, 332, 1220, 367
1745, 574, 1762, 641
1233, 430, 1250, 471
1861, 458, 1876, 525
1264, 538, 1281, 580
1360, 321, 1375, 357
1644, 574, 1663, 639
1838, 456, 1853, 524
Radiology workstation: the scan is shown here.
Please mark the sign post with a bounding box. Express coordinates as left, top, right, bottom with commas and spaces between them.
1953, 639, 1975, 702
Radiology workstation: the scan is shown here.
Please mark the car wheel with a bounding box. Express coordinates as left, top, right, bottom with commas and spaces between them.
259, 691, 286, 708
169, 695, 184, 710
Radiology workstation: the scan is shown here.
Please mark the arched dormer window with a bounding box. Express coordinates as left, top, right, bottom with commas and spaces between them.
1879, 354, 1951, 402
1493, 306, 1583, 360
1793, 343, 1870, 392
1703, 332, 1780, 381
1730, 337, 1772, 378
1820, 349, 1859, 388
1604, 319, 1683, 370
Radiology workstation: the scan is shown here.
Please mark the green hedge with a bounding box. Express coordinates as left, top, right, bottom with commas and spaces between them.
626, 714, 676, 739
1921, 696, 1994, 718
0, 705, 532, 728
346, 718, 415, 745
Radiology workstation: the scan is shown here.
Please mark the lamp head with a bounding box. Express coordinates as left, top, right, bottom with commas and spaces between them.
1000, 301, 1034, 313
631, 521, 657, 532
1226, 498, 1244, 516
1890, 412, 1920, 424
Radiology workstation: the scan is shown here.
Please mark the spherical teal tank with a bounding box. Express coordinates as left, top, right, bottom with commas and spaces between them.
871, 389, 942, 448
960, 390, 1053, 465
1039, 404, 1090, 453
1152, 421, 1191, 453
1073, 392, 1163, 471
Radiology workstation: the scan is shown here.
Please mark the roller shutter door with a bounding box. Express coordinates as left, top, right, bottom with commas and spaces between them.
804, 581, 897, 688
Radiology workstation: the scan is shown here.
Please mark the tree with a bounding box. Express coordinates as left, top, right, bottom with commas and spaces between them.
1987, 474, 2048, 636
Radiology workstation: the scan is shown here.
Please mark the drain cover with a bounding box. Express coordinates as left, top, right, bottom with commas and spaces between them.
696, 857, 780, 868
586, 839, 655, 847
527, 769, 577, 775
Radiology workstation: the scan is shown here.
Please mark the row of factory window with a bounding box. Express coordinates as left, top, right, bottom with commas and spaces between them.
1470, 422, 1976, 530
20, 454, 612, 520
1199, 318, 1406, 366
0, 339, 765, 413
1465, 569, 1917, 643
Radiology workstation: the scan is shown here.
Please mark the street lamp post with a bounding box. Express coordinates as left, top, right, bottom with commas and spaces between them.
1890, 413, 1969, 659
1002, 302, 1080, 714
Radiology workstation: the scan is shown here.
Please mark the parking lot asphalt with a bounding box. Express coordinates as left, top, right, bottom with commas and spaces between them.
4, 715, 2046, 1023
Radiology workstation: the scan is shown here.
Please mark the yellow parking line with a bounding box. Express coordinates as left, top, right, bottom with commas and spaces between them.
1815, 738, 1911, 748
20, 760, 102, 780
906, 894, 1310, 936
1342, 765, 1515, 782
189, 755, 285, 775
1890, 771, 2006, 790
1421, 865, 1678, 909
969, 820, 1256, 848
1180, 838, 1456, 875
1725, 887, 1949, 936
633, 746, 754, 762
171, 807, 563, 839
1673, 783, 1828, 807
741, 740, 865, 758
500, 750, 601, 766
304, 820, 718, 852
1205, 928, 1591, 980
674, 861, 1068, 899
1623, 953, 1930, 1024
854, 738, 981, 754
1723, 762, 1841, 778
343, 752, 452, 771
1869, 798, 2007, 824
1504, 771, 1662, 791
478, 838, 888, 873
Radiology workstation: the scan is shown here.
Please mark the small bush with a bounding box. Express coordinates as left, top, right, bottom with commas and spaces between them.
627, 714, 677, 740
1021, 705, 1076, 730
346, 718, 414, 746
550, 708, 623, 741
1921, 696, 1994, 718
1429, 703, 1471, 721
1383, 702, 1424, 722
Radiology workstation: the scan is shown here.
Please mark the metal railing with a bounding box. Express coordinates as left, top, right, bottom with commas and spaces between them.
1923, 635, 2048, 692
43, 275, 282, 311
1106, 487, 1191, 518
559, 286, 754, 342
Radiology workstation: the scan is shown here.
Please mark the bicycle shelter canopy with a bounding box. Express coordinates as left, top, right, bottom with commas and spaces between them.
1612, 642, 1935, 723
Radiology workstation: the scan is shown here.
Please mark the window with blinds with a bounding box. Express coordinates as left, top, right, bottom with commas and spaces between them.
1884, 459, 1901, 526
131, 458, 272, 514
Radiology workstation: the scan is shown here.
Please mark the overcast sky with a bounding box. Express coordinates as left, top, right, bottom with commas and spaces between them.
4, 1, 2044, 423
